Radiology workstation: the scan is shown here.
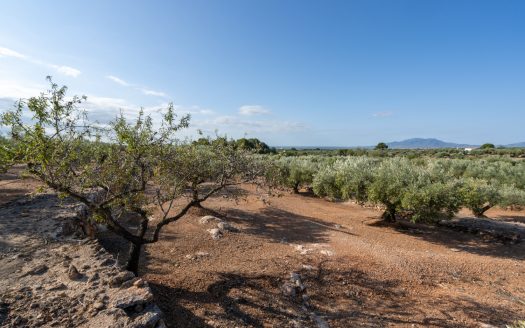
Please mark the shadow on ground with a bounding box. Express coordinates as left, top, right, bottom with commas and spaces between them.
365, 217, 525, 260
225, 207, 355, 245
147, 260, 516, 328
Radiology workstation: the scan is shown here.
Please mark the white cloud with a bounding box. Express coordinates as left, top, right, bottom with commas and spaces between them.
239, 105, 271, 116
105, 74, 168, 98
0, 47, 27, 59
52, 65, 81, 77
106, 75, 130, 86
196, 115, 305, 133
140, 88, 167, 97
0, 45, 81, 77
373, 111, 393, 117
0, 80, 45, 99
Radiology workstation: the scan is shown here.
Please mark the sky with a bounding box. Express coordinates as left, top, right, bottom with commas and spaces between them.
0, 0, 524, 146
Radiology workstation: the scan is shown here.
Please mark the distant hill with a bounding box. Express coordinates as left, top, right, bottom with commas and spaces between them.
386, 138, 475, 149
505, 142, 525, 148
384, 138, 525, 149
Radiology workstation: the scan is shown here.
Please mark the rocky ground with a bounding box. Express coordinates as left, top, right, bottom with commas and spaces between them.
0, 170, 167, 328
2, 170, 525, 327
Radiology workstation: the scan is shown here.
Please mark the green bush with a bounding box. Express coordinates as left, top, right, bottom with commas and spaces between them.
367, 158, 421, 222
459, 178, 501, 217
402, 180, 462, 222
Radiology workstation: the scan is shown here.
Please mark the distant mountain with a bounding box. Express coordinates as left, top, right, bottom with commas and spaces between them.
505, 142, 525, 148
386, 138, 475, 149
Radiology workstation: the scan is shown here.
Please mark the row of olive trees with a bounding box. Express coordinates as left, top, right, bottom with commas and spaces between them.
273, 155, 525, 222
0, 78, 267, 273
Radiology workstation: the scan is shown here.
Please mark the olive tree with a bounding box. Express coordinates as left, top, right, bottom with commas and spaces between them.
401, 180, 462, 222
499, 185, 525, 210
1, 78, 263, 273
275, 157, 321, 193
312, 157, 376, 203
367, 158, 421, 222
459, 178, 501, 217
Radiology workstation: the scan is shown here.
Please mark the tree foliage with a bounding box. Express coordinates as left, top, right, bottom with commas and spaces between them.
1, 78, 265, 273
273, 153, 525, 222
375, 142, 388, 150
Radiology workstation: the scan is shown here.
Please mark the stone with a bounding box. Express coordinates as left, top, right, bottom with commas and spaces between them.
133, 278, 146, 288
207, 228, 222, 240
121, 277, 140, 289
93, 301, 105, 311
131, 305, 163, 327
110, 271, 135, 287
45, 283, 67, 291
25, 264, 48, 276
199, 215, 221, 224
100, 258, 116, 266
319, 250, 334, 256
68, 265, 82, 280
112, 287, 154, 309
217, 221, 239, 232
87, 272, 100, 283
281, 283, 296, 297
290, 272, 301, 282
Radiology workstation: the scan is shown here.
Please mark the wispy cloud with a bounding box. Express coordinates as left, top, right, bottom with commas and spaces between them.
106, 75, 130, 86
0, 80, 46, 100
52, 65, 81, 77
106, 74, 168, 98
196, 115, 305, 133
239, 105, 271, 116
373, 111, 393, 118
140, 88, 167, 97
0, 47, 27, 59
0, 46, 81, 77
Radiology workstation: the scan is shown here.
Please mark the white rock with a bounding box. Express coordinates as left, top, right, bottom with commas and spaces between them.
320, 250, 334, 256
207, 228, 222, 240
199, 216, 221, 224
217, 221, 238, 232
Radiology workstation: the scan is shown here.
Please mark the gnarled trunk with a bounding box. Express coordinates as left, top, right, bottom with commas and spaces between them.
382, 203, 397, 222
473, 204, 492, 217
126, 242, 142, 274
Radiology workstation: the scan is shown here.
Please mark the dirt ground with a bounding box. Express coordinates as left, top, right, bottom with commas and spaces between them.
2, 172, 524, 327
140, 186, 525, 328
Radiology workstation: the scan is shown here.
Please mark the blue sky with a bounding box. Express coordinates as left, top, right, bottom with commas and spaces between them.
0, 0, 524, 146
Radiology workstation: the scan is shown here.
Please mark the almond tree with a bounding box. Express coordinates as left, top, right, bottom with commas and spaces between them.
1, 78, 263, 273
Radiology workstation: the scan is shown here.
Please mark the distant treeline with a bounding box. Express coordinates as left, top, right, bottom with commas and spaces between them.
193, 137, 277, 154
271, 147, 525, 159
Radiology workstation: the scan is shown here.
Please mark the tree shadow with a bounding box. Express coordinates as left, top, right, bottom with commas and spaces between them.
146, 260, 519, 327
366, 217, 525, 260
0, 188, 33, 207
224, 207, 355, 245
493, 215, 525, 224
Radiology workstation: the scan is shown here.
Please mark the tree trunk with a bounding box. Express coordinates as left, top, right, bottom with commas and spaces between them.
474, 204, 492, 217
126, 242, 142, 275
293, 182, 300, 194
382, 204, 397, 222
192, 188, 203, 207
